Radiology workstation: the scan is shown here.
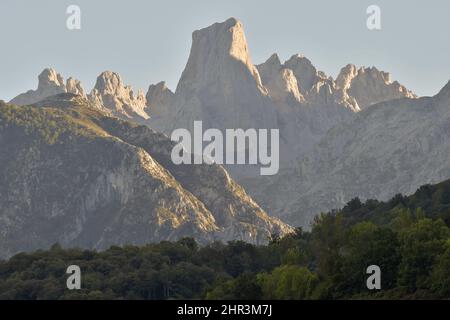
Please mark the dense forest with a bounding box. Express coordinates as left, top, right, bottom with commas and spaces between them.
0, 179, 449, 300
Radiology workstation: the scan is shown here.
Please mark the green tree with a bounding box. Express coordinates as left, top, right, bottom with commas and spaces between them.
397, 218, 450, 291
430, 240, 450, 297
258, 265, 318, 299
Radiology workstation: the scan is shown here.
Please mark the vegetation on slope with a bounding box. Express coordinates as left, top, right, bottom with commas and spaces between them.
0, 179, 449, 299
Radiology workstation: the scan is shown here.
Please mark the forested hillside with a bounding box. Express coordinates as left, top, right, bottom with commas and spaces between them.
0, 179, 449, 299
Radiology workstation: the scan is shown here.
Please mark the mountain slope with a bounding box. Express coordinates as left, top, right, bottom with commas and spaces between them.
252, 81, 450, 226
0, 94, 291, 258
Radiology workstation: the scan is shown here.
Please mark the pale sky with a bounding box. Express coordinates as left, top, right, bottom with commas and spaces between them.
0, 0, 449, 101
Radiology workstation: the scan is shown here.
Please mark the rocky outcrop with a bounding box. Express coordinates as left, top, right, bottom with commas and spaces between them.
284, 54, 325, 95
66, 77, 85, 97
254, 53, 356, 165
257, 54, 416, 113
145, 81, 175, 132
0, 95, 291, 258
9, 68, 67, 105
147, 18, 278, 134
10, 69, 149, 122
88, 71, 149, 121
336, 64, 416, 109
9, 68, 88, 106
256, 54, 304, 104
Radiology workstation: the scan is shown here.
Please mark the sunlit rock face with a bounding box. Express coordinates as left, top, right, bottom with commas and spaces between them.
5, 17, 423, 234
88, 71, 149, 121
256, 54, 304, 104
10, 68, 69, 106
336, 64, 417, 109
66, 77, 85, 97
0, 94, 292, 258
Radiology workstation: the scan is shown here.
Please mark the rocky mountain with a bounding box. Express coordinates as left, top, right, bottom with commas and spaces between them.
147, 18, 278, 135
88, 71, 149, 121
249, 81, 450, 227
9, 69, 150, 123
9, 68, 86, 106
0, 94, 291, 259
5, 17, 424, 234
335, 64, 416, 109
145, 18, 415, 172
253, 53, 304, 104
145, 81, 175, 132
279, 54, 360, 111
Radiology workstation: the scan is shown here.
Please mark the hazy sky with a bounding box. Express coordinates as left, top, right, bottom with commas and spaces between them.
1, 0, 449, 101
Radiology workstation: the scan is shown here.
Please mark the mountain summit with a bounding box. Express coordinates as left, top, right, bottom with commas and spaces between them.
89, 71, 149, 121
336, 64, 416, 109
148, 17, 278, 134
176, 17, 266, 95
9, 68, 85, 106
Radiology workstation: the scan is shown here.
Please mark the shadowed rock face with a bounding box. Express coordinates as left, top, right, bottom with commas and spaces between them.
66, 77, 85, 97
144, 81, 175, 132
0, 94, 292, 259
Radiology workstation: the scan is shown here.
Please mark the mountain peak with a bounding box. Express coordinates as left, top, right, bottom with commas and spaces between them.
9, 67, 67, 106
9, 68, 88, 106
335, 64, 358, 90
146, 81, 175, 122
163, 18, 278, 134
66, 77, 85, 97
336, 64, 416, 109
93, 71, 124, 94
188, 17, 255, 69
146, 81, 174, 104
265, 53, 281, 66
37, 68, 65, 90
222, 17, 240, 27
257, 54, 282, 83
284, 54, 323, 94
89, 71, 149, 121
436, 79, 450, 99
